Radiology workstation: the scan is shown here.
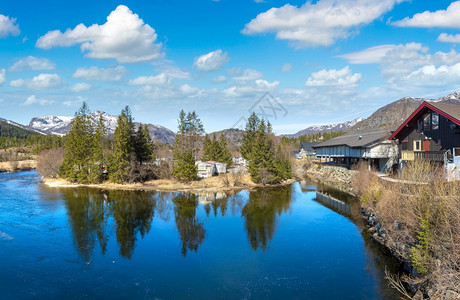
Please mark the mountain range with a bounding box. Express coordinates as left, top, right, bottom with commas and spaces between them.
1, 90, 460, 144
281, 118, 363, 138
28, 111, 176, 145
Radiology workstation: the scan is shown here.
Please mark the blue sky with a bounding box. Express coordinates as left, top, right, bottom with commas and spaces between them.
1, 0, 460, 133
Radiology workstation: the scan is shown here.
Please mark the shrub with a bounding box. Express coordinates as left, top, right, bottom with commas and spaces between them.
37, 148, 65, 178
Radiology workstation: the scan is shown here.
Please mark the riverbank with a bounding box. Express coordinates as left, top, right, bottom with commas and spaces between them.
0, 160, 36, 172
296, 159, 459, 299
293, 160, 357, 195
43, 173, 296, 193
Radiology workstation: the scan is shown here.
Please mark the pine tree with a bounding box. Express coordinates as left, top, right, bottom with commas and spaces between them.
240, 112, 260, 160
201, 134, 212, 162
217, 133, 232, 165
134, 124, 154, 163
110, 106, 135, 183
172, 110, 203, 181
89, 115, 106, 183
60, 102, 93, 183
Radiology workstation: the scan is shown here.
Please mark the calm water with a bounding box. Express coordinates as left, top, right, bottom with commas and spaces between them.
0, 171, 401, 299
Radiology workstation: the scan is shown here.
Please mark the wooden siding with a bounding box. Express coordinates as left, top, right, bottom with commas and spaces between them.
315, 142, 397, 159
397, 111, 460, 153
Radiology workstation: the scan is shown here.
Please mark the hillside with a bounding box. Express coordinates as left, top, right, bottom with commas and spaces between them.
350, 91, 460, 131
208, 128, 244, 151
28, 111, 176, 145
281, 118, 362, 138
0, 118, 42, 139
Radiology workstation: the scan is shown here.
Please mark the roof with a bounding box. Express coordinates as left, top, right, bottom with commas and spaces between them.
313, 128, 391, 149
300, 142, 319, 152
389, 101, 460, 140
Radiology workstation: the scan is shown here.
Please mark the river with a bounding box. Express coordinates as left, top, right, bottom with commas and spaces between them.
0, 170, 401, 299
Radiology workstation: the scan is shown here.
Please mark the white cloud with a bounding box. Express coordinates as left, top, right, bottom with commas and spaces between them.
281, 63, 292, 72
70, 82, 92, 92
128, 74, 169, 86
23, 95, 54, 106
10, 73, 64, 90
73, 66, 128, 81
223, 79, 279, 97
194, 49, 229, 71
211, 75, 227, 83
0, 14, 20, 38
243, 0, 403, 47
437, 33, 460, 43
36, 5, 164, 63
393, 1, 460, 28
128, 67, 190, 86
305, 66, 361, 87
399, 63, 460, 87
0, 69, 5, 85
232, 69, 263, 81
338, 45, 397, 64
9, 56, 55, 72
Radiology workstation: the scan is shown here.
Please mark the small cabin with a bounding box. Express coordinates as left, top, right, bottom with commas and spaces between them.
196, 161, 227, 178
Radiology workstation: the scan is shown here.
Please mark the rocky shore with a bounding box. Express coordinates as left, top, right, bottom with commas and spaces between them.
296, 160, 459, 299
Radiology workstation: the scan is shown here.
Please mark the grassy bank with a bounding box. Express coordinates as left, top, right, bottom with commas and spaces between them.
43, 173, 296, 193
0, 160, 36, 172
351, 161, 459, 299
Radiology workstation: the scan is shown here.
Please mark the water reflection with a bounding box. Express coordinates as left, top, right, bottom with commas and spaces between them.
109, 190, 155, 259
172, 193, 206, 256
63, 189, 109, 262
242, 186, 292, 251
63, 189, 156, 260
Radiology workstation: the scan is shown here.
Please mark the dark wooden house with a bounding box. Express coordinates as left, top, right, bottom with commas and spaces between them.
389, 101, 460, 168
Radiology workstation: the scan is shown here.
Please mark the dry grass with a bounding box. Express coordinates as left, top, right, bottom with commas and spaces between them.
0, 160, 36, 172
354, 160, 460, 295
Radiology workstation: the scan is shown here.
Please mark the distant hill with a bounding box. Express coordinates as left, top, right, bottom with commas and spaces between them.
208, 128, 244, 151
281, 118, 362, 138
28, 111, 176, 145
0, 118, 42, 139
350, 91, 460, 131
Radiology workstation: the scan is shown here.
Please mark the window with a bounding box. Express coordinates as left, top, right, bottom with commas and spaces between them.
432, 112, 439, 130
417, 119, 423, 131
437, 139, 441, 145
423, 113, 430, 130
414, 140, 421, 151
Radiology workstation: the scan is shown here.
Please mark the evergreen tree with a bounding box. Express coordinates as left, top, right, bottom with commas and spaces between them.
248, 120, 278, 184
134, 124, 154, 163
240, 112, 260, 160
89, 115, 106, 183
172, 110, 203, 181
201, 134, 212, 162
217, 133, 232, 165
110, 106, 135, 183
60, 102, 94, 183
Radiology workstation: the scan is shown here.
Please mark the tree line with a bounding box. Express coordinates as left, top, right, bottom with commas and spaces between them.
59, 103, 154, 183
40, 103, 292, 185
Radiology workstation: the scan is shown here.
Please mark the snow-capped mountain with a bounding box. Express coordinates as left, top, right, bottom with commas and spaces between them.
281, 118, 363, 138
27, 111, 176, 145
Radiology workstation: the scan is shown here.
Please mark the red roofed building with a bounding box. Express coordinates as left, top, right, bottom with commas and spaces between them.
389, 101, 460, 176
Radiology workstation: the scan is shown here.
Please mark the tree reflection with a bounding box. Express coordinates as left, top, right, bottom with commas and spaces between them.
63, 189, 108, 263
63, 188, 156, 260
173, 193, 206, 256
108, 190, 156, 259
242, 186, 292, 251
